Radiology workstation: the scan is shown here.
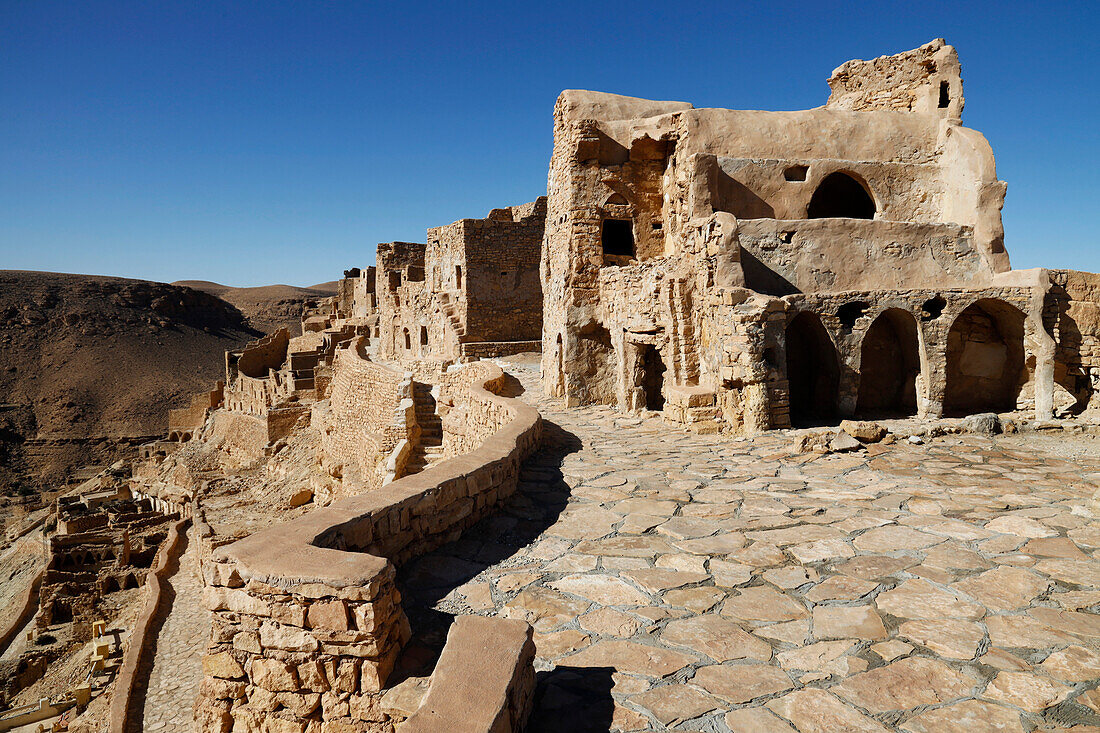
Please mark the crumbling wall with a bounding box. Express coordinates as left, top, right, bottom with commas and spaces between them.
1046, 269, 1100, 413
826, 38, 964, 118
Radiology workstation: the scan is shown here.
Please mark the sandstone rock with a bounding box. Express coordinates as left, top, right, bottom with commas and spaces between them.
963, 413, 1001, 434
900, 699, 1024, 732
289, 488, 313, 507
202, 651, 245, 680
875, 578, 985, 620
725, 706, 799, 732
898, 619, 984, 659
631, 683, 719, 726
766, 688, 889, 732
693, 663, 794, 704
833, 657, 976, 713
720, 586, 808, 623
840, 420, 887, 443
983, 670, 1072, 712
561, 640, 697, 677
829, 431, 863, 452
661, 613, 773, 662
252, 657, 300, 692
812, 605, 887, 641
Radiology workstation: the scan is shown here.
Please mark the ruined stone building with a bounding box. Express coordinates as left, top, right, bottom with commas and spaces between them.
376, 199, 546, 364
540, 39, 1100, 432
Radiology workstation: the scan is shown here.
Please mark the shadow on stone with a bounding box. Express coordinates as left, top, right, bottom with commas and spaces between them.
528, 666, 615, 732
393, 419, 581, 675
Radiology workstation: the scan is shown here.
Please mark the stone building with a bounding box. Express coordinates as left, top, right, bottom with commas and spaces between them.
540, 39, 1089, 432
376, 199, 546, 364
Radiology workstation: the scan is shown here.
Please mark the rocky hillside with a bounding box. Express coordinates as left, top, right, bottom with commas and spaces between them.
173, 280, 337, 335
0, 271, 323, 491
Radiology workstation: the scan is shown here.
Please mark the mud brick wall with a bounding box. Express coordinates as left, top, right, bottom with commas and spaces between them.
196, 361, 542, 733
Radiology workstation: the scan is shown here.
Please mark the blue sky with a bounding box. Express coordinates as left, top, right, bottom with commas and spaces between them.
1, 1, 1096, 287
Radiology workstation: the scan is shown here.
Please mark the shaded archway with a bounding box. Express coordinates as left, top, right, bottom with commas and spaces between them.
808, 172, 875, 219
856, 309, 921, 418
785, 312, 840, 426
944, 299, 1026, 416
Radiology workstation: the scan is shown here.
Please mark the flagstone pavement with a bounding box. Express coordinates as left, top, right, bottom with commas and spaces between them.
398, 361, 1100, 732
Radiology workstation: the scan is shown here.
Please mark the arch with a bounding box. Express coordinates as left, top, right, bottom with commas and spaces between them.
604, 192, 629, 206
944, 299, 1027, 416
785, 312, 841, 426
856, 309, 921, 418
807, 172, 875, 219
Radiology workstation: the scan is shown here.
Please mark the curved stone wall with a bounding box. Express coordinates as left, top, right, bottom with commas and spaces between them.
196, 360, 542, 733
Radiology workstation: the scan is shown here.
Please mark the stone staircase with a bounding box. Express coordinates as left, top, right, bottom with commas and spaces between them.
404, 382, 445, 475
437, 292, 467, 341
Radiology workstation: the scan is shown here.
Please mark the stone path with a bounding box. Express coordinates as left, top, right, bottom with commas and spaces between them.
140, 527, 208, 732
400, 362, 1100, 732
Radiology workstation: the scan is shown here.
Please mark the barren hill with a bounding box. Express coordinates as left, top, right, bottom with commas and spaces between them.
173, 280, 337, 335
0, 271, 292, 491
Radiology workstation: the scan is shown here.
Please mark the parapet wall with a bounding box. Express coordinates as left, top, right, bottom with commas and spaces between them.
196, 361, 542, 733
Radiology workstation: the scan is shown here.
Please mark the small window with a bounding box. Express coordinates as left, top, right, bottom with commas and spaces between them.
601, 219, 635, 258
651, 222, 663, 231
455, 265, 463, 289
420, 326, 428, 346
389, 271, 401, 290
784, 165, 808, 182
938, 81, 950, 109
406, 266, 424, 282
403, 329, 411, 350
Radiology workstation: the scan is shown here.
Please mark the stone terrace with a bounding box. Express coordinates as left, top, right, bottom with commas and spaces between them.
398, 361, 1100, 732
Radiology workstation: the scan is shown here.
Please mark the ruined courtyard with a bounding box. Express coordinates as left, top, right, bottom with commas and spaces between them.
1, 37, 1099, 733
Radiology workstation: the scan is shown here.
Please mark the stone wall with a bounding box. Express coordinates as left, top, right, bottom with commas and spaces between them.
195, 361, 542, 733
1046, 269, 1100, 413
316, 339, 414, 491
826, 38, 964, 118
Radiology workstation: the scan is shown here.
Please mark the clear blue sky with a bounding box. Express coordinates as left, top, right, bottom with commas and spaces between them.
1, 1, 1096, 287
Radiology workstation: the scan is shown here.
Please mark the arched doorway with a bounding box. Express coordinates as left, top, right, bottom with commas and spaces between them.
944, 299, 1026, 416
786, 312, 840, 426
808, 172, 875, 219
856, 309, 921, 418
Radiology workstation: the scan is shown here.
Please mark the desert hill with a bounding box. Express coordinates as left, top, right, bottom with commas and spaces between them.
173, 280, 337, 335
0, 271, 327, 492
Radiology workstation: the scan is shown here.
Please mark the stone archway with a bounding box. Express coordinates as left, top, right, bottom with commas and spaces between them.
944, 299, 1026, 416
856, 309, 921, 418
785, 312, 840, 426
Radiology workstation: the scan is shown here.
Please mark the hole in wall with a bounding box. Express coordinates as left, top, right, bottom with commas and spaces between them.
921, 295, 946, 321
784, 165, 809, 182
939, 81, 950, 109
837, 301, 871, 330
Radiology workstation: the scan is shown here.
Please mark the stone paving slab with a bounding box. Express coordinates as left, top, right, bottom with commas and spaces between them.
400, 362, 1100, 732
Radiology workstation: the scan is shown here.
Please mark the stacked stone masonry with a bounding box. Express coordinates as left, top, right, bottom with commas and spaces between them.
195, 360, 542, 732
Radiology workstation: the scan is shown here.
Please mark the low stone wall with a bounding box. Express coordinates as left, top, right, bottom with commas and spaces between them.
196, 361, 542, 733
400, 615, 535, 733
459, 340, 543, 359
107, 517, 189, 733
